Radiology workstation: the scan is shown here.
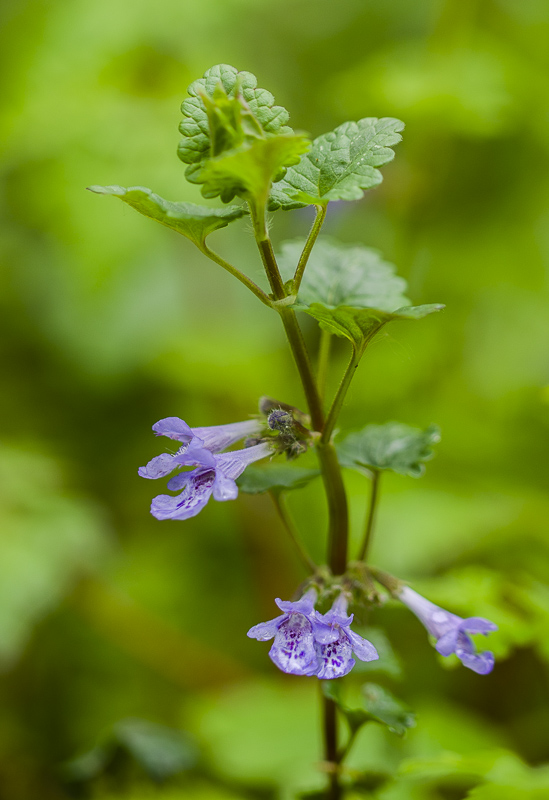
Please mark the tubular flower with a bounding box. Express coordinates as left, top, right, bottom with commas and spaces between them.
247, 591, 378, 678
399, 586, 497, 675
313, 594, 379, 679
139, 416, 271, 520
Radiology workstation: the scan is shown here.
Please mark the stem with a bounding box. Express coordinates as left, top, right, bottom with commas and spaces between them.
293, 204, 327, 293
337, 728, 358, 765
357, 470, 381, 562
317, 329, 332, 402
200, 243, 273, 308
321, 348, 360, 445
270, 491, 317, 573
323, 693, 341, 800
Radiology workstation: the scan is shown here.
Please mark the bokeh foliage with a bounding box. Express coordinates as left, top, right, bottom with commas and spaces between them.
1, 0, 549, 797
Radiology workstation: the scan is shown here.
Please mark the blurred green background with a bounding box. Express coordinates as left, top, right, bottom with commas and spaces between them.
2, 0, 549, 797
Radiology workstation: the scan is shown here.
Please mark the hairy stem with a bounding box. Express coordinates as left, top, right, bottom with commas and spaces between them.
293, 204, 327, 293
323, 693, 341, 800
317, 329, 332, 403
357, 470, 381, 562
321, 348, 360, 445
201, 243, 273, 308
270, 491, 317, 573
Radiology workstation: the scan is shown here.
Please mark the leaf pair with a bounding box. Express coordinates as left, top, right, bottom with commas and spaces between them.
278, 238, 444, 355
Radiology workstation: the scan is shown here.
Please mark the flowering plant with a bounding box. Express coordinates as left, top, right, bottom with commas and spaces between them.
91, 64, 497, 799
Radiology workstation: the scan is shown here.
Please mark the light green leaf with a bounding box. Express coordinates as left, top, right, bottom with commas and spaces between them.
302, 303, 444, 354
179, 64, 294, 168
87, 185, 246, 247
237, 464, 320, 494
269, 117, 404, 210
278, 238, 410, 310
195, 133, 310, 204
338, 422, 441, 478
361, 683, 416, 736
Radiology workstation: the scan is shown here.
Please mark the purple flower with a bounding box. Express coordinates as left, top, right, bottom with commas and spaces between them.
138, 417, 262, 480
313, 595, 379, 679
247, 591, 378, 679
399, 586, 497, 675
139, 416, 271, 520
247, 589, 326, 676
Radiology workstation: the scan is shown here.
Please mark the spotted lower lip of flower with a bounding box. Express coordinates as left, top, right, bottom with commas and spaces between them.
247, 589, 327, 677
147, 441, 273, 521
313, 594, 379, 680
399, 586, 497, 675
138, 417, 263, 482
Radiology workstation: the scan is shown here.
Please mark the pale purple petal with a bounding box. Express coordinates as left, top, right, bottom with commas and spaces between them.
216, 442, 273, 480
152, 417, 193, 442
457, 649, 495, 675
346, 629, 379, 662
173, 439, 216, 469
192, 419, 262, 453
247, 615, 286, 641
138, 453, 178, 480
315, 634, 355, 680
435, 628, 459, 657
311, 617, 340, 644
275, 588, 317, 616
212, 472, 238, 501
269, 614, 319, 676
150, 470, 215, 520
460, 617, 498, 636
166, 470, 193, 492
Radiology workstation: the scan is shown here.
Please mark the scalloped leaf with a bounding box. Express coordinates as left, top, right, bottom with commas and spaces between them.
302, 303, 444, 355
337, 422, 441, 478
278, 238, 410, 310
194, 133, 310, 204
270, 117, 404, 210
86, 185, 246, 247
361, 683, 416, 736
236, 464, 320, 495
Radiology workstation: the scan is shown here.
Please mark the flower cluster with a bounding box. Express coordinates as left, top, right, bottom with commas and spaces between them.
399, 586, 497, 675
139, 416, 272, 520
247, 590, 378, 679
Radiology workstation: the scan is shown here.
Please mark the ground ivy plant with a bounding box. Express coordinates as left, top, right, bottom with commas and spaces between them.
89, 64, 497, 800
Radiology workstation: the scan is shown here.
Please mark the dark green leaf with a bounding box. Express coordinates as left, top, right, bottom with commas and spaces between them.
278, 238, 410, 310
195, 133, 310, 204
179, 64, 294, 168
269, 117, 404, 210
114, 718, 198, 780
87, 185, 246, 247
237, 464, 320, 494
301, 303, 444, 354
338, 423, 441, 478
361, 683, 416, 736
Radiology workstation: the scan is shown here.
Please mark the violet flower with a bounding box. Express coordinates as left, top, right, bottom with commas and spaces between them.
399, 586, 497, 675
247, 591, 378, 679
138, 417, 262, 481
247, 589, 326, 676
313, 595, 379, 679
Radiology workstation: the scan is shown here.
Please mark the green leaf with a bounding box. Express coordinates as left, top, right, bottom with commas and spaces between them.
87, 185, 246, 247
278, 238, 410, 310
302, 302, 444, 354
179, 64, 294, 168
237, 464, 320, 494
361, 683, 416, 736
321, 681, 371, 734
195, 133, 310, 204
338, 422, 441, 478
269, 117, 404, 210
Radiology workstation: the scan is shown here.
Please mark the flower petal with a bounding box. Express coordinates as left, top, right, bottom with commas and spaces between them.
216, 442, 273, 480
275, 588, 317, 616
435, 628, 460, 657
152, 417, 193, 441
138, 453, 177, 480
311, 616, 340, 644
457, 649, 495, 675
173, 439, 216, 469
247, 615, 286, 641
192, 419, 262, 453
461, 617, 498, 636
166, 470, 193, 492
346, 629, 379, 662
150, 470, 215, 520
212, 471, 238, 501
269, 614, 318, 676
315, 634, 355, 679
